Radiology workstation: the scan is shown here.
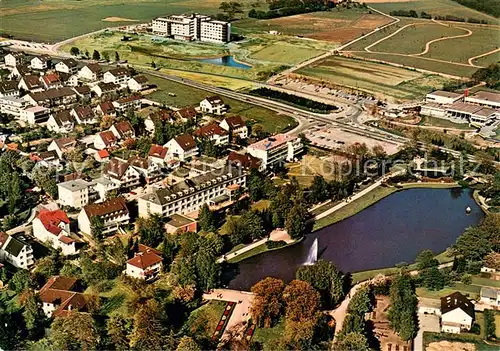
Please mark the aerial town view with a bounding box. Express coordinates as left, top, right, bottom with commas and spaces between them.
0, 0, 500, 350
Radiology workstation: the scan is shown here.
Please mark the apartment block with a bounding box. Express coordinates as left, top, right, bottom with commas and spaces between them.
152, 14, 230, 43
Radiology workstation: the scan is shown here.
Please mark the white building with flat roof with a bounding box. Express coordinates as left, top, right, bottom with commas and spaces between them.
0, 96, 27, 118
57, 179, 95, 209
20, 106, 51, 124
465, 91, 500, 109
247, 134, 303, 170
425, 90, 463, 105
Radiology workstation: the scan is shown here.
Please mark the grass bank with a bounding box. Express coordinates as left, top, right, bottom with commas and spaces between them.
228, 237, 303, 264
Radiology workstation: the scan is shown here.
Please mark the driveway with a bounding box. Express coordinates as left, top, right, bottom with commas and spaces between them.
414, 313, 440, 351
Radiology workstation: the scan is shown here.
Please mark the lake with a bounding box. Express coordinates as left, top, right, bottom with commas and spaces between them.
228, 188, 484, 290
194, 55, 251, 69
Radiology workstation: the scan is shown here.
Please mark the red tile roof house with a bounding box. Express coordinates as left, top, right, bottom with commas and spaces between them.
194, 123, 229, 145
220, 115, 248, 139
78, 197, 130, 236
163, 134, 199, 161
175, 106, 198, 122
71, 105, 97, 125
18, 74, 44, 93
148, 144, 169, 165
125, 244, 163, 281
94, 149, 110, 162
227, 151, 262, 171
93, 130, 118, 150
40, 73, 63, 90
199, 95, 227, 115
112, 94, 142, 112
32, 209, 78, 256
39, 276, 89, 317
95, 101, 116, 117
103, 157, 141, 189
110, 120, 135, 140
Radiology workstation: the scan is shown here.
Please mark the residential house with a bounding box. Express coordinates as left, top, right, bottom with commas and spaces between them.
32, 209, 77, 256
220, 115, 248, 139
31, 55, 51, 70
148, 144, 169, 165
104, 158, 141, 188
55, 58, 79, 75
32, 150, 60, 169
144, 109, 175, 134
0, 80, 20, 98
25, 87, 77, 108
128, 156, 161, 183
48, 137, 77, 159
8, 64, 31, 79
92, 82, 120, 97
71, 106, 97, 124
480, 287, 500, 308
0, 96, 28, 118
138, 166, 246, 218
103, 67, 130, 86
227, 151, 262, 171
78, 63, 102, 81
247, 134, 303, 170
165, 214, 197, 234
200, 95, 227, 115
47, 110, 76, 133
94, 131, 118, 150
110, 120, 135, 140
125, 245, 163, 281
58, 179, 95, 209
96, 101, 116, 117
441, 292, 475, 334
39, 276, 88, 317
194, 123, 229, 145
20, 106, 51, 124
164, 134, 198, 161
4, 52, 25, 67
40, 73, 63, 90
0, 232, 34, 269
18, 75, 44, 93
175, 106, 198, 122
72, 85, 91, 99
112, 94, 142, 112
95, 149, 110, 163
128, 75, 149, 92
78, 197, 130, 235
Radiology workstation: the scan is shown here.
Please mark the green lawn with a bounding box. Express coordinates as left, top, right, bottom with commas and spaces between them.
227, 243, 268, 263
251, 200, 271, 211
252, 319, 285, 350
145, 73, 297, 133
185, 300, 227, 340
420, 116, 476, 130
416, 284, 482, 300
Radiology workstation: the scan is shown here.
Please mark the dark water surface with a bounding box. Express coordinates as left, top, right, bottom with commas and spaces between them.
228, 188, 484, 290
195, 55, 251, 69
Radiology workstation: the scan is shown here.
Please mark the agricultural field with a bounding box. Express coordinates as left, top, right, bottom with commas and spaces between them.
366, 0, 500, 24
295, 55, 452, 101
145, 73, 297, 133
235, 7, 393, 44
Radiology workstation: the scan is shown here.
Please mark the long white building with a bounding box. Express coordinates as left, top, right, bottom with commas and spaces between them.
138, 166, 246, 218
247, 134, 303, 170
152, 14, 230, 43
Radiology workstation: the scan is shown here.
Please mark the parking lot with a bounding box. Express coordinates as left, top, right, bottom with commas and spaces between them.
414, 312, 441, 351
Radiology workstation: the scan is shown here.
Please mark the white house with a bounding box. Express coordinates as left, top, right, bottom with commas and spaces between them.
103, 158, 141, 189
94, 131, 118, 150
55, 58, 79, 75
125, 245, 163, 281
4, 52, 25, 67
92, 82, 120, 97
47, 110, 76, 134
47, 137, 77, 159
220, 115, 248, 139
480, 287, 500, 307
164, 134, 198, 161
199, 95, 227, 115
78, 197, 130, 236
71, 106, 97, 124
58, 179, 94, 209
0, 96, 28, 118
20, 106, 51, 125
31, 55, 51, 70
148, 144, 169, 165
0, 232, 34, 269
247, 134, 303, 170
425, 91, 463, 105
0, 81, 20, 98
78, 63, 102, 81
112, 94, 142, 112
128, 156, 161, 183
110, 120, 135, 140
103, 67, 130, 86
39, 276, 88, 318
465, 90, 500, 109
128, 75, 149, 92
32, 209, 77, 256
18, 75, 44, 93
194, 123, 229, 145
441, 292, 475, 334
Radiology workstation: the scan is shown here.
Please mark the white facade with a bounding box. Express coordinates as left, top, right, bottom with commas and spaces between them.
441, 309, 473, 334
77, 200, 130, 236
425, 91, 463, 105
199, 97, 226, 115
55, 60, 79, 75
32, 215, 77, 256
20, 106, 51, 125
31, 56, 49, 70
247, 134, 303, 170
164, 137, 198, 161
57, 179, 94, 209
0, 233, 34, 269
4, 53, 23, 67
152, 14, 230, 43
0, 96, 27, 117
79, 65, 100, 81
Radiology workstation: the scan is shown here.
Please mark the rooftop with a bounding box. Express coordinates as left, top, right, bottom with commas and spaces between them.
248, 133, 297, 151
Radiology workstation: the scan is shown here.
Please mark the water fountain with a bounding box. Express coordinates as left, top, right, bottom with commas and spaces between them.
303, 238, 318, 265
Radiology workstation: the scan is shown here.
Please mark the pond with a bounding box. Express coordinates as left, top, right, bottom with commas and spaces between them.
194, 55, 251, 69
228, 188, 484, 290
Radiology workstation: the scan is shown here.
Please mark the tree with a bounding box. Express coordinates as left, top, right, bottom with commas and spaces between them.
250, 277, 285, 328
22, 291, 45, 338
92, 49, 101, 60
102, 51, 110, 61
219, 1, 244, 20
421, 266, 445, 291
483, 252, 500, 270
106, 315, 132, 350
270, 190, 290, 227
138, 214, 165, 247
454, 226, 493, 261
415, 249, 439, 270
115, 51, 120, 62
51, 313, 100, 350
198, 204, 217, 232
309, 176, 329, 203
334, 332, 370, 351
296, 259, 345, 308
70, 47, 80, 56
283, 280, 320, 322
176, 336, 200, 351
347, 285, 372, 315
194, 249, 220, 291
129, 300, 169, 349
388, 273, 418, 341
285, 203, 307, 239
10, 269, 31, 293
484, 309, 496, 340
90, 216, 104, 241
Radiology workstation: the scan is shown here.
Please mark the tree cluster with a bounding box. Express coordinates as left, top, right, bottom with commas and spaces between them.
387, 273, 418, 341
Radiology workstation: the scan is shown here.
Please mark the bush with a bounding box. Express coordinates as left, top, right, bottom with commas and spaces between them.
266, 240, 287, 249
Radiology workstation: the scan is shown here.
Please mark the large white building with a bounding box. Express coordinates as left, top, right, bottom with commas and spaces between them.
425, 90, 463, 105
465, 90, 500, 109
247, 134, 303, 170
138, 166, 246, 218
152, 14, 231, 43
440, 292, 475, 334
